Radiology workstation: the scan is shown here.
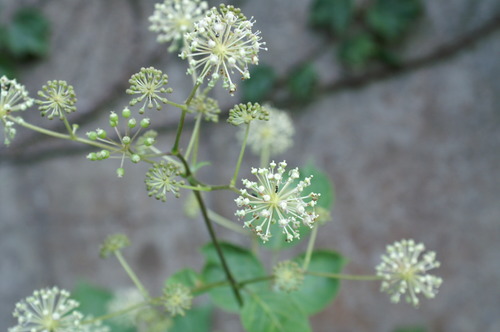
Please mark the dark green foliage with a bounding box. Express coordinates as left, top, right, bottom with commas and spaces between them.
366, 0, 422, 43
310, 0, 354, 36
338, 33, 379, 69
287, 63, 318, 104
242, 65, 277, 102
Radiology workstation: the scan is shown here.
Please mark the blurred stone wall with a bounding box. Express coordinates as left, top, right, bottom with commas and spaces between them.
1, 0, 499, 331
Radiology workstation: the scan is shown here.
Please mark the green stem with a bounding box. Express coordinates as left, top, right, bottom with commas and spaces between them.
238, 275, 273, 287
166, 100, 187, 110
114, 251, 149, 298
192, 189, 243, 307
185, 82, 201, 106
172, 109, 187, 154
179, 184, 213, 191
185, 114, 202, 162
207, 209, 249, 235
62, 117, 75, 139
306, 271, 382, 281
231, 123, 250, 186
302, 225, 318, 270
82, 301, 148, 324
9, 116, 115, 150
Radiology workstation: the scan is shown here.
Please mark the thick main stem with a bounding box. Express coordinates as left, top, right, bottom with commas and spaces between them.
192, 189, 244, 307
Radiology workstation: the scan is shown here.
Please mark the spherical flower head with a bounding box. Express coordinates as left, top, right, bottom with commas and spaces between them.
180, 4, 267, 93
243, 105, 294, 156
227, 102, 268, 126
235, 161, 320, 242
0, 76, 33, 117
9, 287, 84, 332
36, 80, 77, 120
376, 239, 443, 307
100, 233, 131, 258
149, 0, 209, 52
162, 283, 193, 317
188, 94, 220, 122
145, 162, 185, 202
126, 67, 172, 114
273, 260, 304, 292
106, 288, 144, 327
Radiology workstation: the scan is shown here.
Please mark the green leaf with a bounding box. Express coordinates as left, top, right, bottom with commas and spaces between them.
290, 250, 346, 315
241, 291, 311, 332
170, 305, 213, 332
301, 163, 335, 210
0, 54, 16, 78
71, 281, 113, 316
165, 268, 203, 289
366, 0, 422, 43
201, 242, 267, 312
338, 33, 379, 69
309, 0, 354, 35
242, 65, 276, 103
6, 8, 50, 57
287, 63, 317, 104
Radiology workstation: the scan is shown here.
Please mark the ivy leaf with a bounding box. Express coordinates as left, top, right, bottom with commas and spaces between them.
287, 63, 318, 104
170, 305, 212, 332
301, 163, 335, 210
165, 268, 203, 289
290, 250, 346, 315
6, 8, 50, 57
71, 281, 113, 316
366, 0, 422, 43
242, 65, 276, 103
338, 33, 379, 69
310, 0, 354, 36
241, 291, 312, 332
201, 242, 267, 312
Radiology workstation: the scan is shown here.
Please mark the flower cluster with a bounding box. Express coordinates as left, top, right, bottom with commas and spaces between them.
126, 67, 172, 114
243, 105, 294, 156
106, 288, 144, 327
188, 94, 220, 122
376, 239, 443, 307
180, 4, 267, 93
100, 233, 131, 258
273, 260, 304, 292
162, 283, 193, 316
235, 161, 320, 242
36, 80, 77, 120
9, 287, 84, 332
227, 102, 268, 126
149, 0, 208, 51
1, 76, 34, 145
145, 162, 185, 202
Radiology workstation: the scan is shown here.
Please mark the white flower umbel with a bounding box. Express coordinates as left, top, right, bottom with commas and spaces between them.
376, 239, 443, 307
180, 4, 267, 93
244, 105, 294, 156
235, 161, 320, 242
149, 0, 209, 52
1, 76, 34, 145
9, 287, 84, 332
107, 288, 144, 327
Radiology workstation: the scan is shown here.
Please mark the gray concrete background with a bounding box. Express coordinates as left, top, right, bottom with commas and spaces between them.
1, 0, 499, 331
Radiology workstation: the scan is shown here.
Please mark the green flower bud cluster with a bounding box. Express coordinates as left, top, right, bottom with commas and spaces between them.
162, 283, 193, 317
188, 94, 220, 122
227, 102, 268, 126
134, 130, 158, 155
145, 162, 185, 202
273, 260, 304, 292
36, 80, 77, 120
126, 67, 173, 114
100, 233, 131, 258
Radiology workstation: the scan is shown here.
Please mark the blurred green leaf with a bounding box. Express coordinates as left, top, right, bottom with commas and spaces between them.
310, 0, 354, 36
366, 0, 422, 42
72, 281, 113, 316
170, 305, 212, 332
165, 268, 203, 289
202, 242, 267, 312
241, 291, 312, 332
287, 63, 318, 104
242, 65, 276, 102
0, 54, 16, 78
290, 250, 345, 315
338, 33, 379, 68
6, 8, 50, 57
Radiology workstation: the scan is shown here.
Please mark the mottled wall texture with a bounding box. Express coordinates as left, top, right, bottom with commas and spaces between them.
1, 0, 499, 331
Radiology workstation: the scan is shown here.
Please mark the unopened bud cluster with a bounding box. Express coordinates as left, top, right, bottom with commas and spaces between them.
36, 80, 77, 120
126, 67, 172, 114
273, 260, 305, 292
162, 283, 193, 317
100, 233, 131, 258
145, 162, 185, 202
227, 102, 268, 126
